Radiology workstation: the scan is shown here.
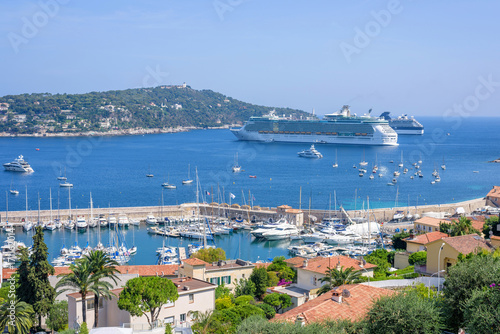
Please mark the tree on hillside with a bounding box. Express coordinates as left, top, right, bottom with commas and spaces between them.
442, 253, 500, 331
85, 250, 120, 328
118, 276, 179, 328
16, 226, 55, 327
317, 266, 361, 296
191, 247, 226, 263
392, 232, 410, 250
463, 284, 500, 334
365, 291, 443, 334
440, 216, 480, 237
56, 259, 112, 324
483, 215, 500, 237
250, 267, 269, 298
263, 293, 292, 313
408, 251, 427, 266
0, 298, 34, 334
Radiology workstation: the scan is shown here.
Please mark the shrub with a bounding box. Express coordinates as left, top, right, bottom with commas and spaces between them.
79, 322, 89, 334
215, 296, 234, 310
257, 302, 276, 319
408, 251, 427, 266
235, 295, 254, 306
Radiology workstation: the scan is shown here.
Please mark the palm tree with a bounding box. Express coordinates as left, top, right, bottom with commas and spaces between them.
317, 265, 362, 296
56, 259, 112, 324
84, 250, 120, 328
0, 299, 34, 334
188, 310, 214, 334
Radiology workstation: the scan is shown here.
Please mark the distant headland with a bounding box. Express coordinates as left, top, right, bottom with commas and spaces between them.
0, 84, 309, 137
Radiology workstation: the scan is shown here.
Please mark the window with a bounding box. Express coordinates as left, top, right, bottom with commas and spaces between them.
189, 294, 194, 303
164, 316, 174, 324
87, 299, 95, 310
221, 275, 231, 284
165, 300, 174, 308
210, 277, 218, 285
180, 313, 186, 323
242, 274, 245, 278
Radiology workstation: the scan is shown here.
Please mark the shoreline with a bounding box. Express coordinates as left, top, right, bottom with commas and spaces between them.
0, 124, 238, 138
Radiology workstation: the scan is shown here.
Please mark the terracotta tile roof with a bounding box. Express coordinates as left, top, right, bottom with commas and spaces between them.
491, 235, 500, 241
2, 264, 178, 280
285, 256, 307, 267
182, 258, 209, 266
487, 186, 500, 199
442, 234, 494, 254
291, 255, 376, 274
404, 232, 449, 245
415, 217, 448, 228
254, 262, 272, 269
272, 284, 395, 324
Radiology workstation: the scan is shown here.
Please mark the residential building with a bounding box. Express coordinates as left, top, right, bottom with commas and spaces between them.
414, 217, 448, 233
393, 231, 449, 269
425, 234, 495, 275
68, 277, 215, 330
486, 186, 500, 207
285, 256, 376, 298
272, 284, 395, 325
490, 235, 500, 249
178, 258, 254, 291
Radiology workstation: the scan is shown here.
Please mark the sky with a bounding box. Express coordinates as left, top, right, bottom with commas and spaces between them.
1, 0, 499, 117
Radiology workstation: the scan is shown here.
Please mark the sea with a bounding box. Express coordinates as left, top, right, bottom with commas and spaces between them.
1, 116, 499, 264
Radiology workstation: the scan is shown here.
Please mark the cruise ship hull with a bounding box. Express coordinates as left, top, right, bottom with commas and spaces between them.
391, 128, 424, 135
231, 128, 398, 146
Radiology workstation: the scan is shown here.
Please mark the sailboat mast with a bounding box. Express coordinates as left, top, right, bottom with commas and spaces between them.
37, 192, 40, 224
68, 187, 72, 220
299, 186, 302, 211
25, 185, 28, 222
49, 188, 53, 222
5, 191, 8, 222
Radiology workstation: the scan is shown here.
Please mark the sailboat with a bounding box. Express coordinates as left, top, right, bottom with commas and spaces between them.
398, 151, 404, 168
232, 152, 241, 173
359, 149, 368, 166
441, 157, 446, 170
9, 179, 19, 195
393, 187, 404, 221
146, 165, 154, 178
182, 164, 193, 184
22, 186, 33, 232
57, 167, 67, 181
162, 173, 176, 189
332, 149, 338, 168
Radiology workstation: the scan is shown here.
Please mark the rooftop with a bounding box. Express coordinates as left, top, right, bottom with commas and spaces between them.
487, 186, 500, 199
182, 258, 254, 270
432, 234, 495, 254
272, 284, 395, 324
404, 231, 449, 245
182, 258, 209, 266
414, 216, 448, 228
286, 255, 376, 274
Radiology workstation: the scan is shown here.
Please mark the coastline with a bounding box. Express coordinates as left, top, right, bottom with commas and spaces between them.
0, 124, 238, 138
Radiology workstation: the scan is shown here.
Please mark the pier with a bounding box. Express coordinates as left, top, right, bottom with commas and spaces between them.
0, 197, 486, 227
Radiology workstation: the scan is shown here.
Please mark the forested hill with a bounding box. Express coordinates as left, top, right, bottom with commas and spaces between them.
0, 85, 310, 134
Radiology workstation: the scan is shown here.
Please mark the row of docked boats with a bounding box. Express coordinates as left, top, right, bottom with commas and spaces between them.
20, 213, 141, 232
51, 241, 137, 267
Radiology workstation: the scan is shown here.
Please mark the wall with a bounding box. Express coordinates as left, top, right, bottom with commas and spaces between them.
394, 252, 410, 269
425, 242, 458, 275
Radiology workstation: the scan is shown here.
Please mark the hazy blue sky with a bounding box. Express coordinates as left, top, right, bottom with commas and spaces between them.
1, 0, 499, 116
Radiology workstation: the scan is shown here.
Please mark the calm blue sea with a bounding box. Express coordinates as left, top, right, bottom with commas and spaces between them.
1, 116, 499, 263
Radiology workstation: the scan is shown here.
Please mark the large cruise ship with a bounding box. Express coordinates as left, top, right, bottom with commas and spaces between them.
230, 106, 398, 146
380, 112, 424, 135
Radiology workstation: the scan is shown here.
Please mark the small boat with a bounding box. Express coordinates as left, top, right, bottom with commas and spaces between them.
473, 171, 479, 173
232, 152, 242, 172
162, 173, 176, 189
249, 175, 257, 178
182, 164, 193, 184
392, 178, 397, 183
35, 148, 40, 151
359, 172, 364, 177
298, 145, 323, 159
359, 149, 368, 166
146, 214, 158, 225
76, 216, 88, 230
332, 149, 338, 168
146, 165, 154, 178
57, 167, 67, 180
130, 218, 140, 226
9, 189, 19, 195
60, 182, 73, 187
369, 174, 374, 179
431, 180, 436, 184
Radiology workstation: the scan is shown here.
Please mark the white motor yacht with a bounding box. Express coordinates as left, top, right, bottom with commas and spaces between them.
301, 232, 326, 243
298, 145, 323, 159
108, 214, 117, 227
261, 224, 299, 240
76, 216, 88, 230
118, 214, 129, 227
3, 155, 34, 172
146, 214, 158, 225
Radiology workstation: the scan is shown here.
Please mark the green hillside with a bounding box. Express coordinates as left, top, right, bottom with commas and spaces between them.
0, 85, 310, 134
